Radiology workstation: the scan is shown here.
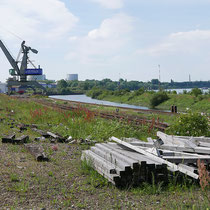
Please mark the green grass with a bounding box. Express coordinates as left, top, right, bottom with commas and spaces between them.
89, 92, 210, 113
10, 173, 20, 182
80, 159, 108, 187
0, 94, 209, 209
0, 94, 155, 141
157, 94, 210, 113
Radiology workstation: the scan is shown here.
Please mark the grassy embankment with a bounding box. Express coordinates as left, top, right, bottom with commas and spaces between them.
53, 96, 178, 126
0, 94, 209, 209
88, 91, 210, 113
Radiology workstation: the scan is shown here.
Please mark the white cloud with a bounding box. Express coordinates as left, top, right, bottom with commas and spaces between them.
137, 0, 210, 5
137, 30, 210, 56
90, 0, 124, 9
0, 0, 78, 42
66, 14, 134, 64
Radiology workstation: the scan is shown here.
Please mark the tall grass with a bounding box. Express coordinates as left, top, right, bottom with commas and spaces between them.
0, 94, 154, 141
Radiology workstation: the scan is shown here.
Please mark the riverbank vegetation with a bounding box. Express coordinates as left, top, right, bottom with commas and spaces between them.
167, 111, 210, 136
0, 94, 209, 209
86, 87, 210, 113
49, 78, 210, 112
47, 78, 210, 95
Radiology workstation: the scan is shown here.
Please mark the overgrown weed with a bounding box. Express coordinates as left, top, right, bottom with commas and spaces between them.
80, 159, 108, 188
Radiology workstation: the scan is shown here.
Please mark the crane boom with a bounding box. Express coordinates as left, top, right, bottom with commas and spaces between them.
19, 41, 27, 81
0, 40, 20, 75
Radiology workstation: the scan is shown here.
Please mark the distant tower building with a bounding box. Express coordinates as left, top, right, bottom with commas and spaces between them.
189, 74, 191, 82
0, 82, 7, 93
66, 74, 78, 81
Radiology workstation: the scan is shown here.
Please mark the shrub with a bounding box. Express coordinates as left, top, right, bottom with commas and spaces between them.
149, 91, 169, 108
167, 111, 210, 137
114, 89, 130, 96
134, 87, 145, 96
87, 89, 103, 99
197, 95, 204, 101
60, 88, 72, 95
183, 90, 188, 94
191, 88, 202, 97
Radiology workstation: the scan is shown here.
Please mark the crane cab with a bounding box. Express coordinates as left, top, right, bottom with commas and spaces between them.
9, 69, 16, 76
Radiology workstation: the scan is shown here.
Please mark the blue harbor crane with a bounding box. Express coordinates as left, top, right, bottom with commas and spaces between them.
0, 39, 46, 94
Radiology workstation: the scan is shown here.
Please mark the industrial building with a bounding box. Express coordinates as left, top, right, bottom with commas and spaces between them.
66, 74, 78, 81
39, 83, 57, 88
0, 82, 7, 93
27, 74, 46, 81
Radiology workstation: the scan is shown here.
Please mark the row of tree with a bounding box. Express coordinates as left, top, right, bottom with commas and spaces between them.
52, 78, 210, 95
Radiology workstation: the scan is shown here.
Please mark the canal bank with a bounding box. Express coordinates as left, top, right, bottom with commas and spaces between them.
50, 95, 150, 110
49, 94, 171, 114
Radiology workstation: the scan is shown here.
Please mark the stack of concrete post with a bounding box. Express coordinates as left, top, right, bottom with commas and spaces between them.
81, 132, 210, 187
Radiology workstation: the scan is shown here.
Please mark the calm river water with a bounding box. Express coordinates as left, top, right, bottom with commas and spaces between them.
50, 95, 151, 110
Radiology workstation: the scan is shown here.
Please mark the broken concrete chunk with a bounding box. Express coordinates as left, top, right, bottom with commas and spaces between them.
13, 135, 29, 144
17, 124, 28, 131
24, 144, 49, 161
50, 139, 57, 143
47, 131, 65, 142
32, 128, 50, 138
2, 134, 29, 144
34, 136, 46, 141
69, 139, 76, 144
2, 134, 15, 143
29, 124, 38, 129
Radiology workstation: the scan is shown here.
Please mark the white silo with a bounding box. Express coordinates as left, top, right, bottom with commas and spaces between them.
66, 74, 78, 81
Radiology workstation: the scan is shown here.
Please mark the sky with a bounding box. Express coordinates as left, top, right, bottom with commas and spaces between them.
0, 0, 210, 83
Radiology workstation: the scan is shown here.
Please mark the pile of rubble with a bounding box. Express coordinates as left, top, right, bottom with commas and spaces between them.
1, 127, 94, 162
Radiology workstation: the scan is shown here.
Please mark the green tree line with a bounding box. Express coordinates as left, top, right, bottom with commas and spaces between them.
50, 78, 210, 95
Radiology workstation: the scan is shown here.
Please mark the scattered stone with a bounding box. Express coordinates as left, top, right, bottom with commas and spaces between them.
67, 136, 73, 141
50, 139, 57, 143
65, 136, 73, 143
69, 139, 76, 144
34, 136, 46, 141
30, 124, 38, 129
79, 138, 85, 144
34, 137, 41, 141
20, 157, 26, 162
78, 137, 96, 145
17, 123, 28, 131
